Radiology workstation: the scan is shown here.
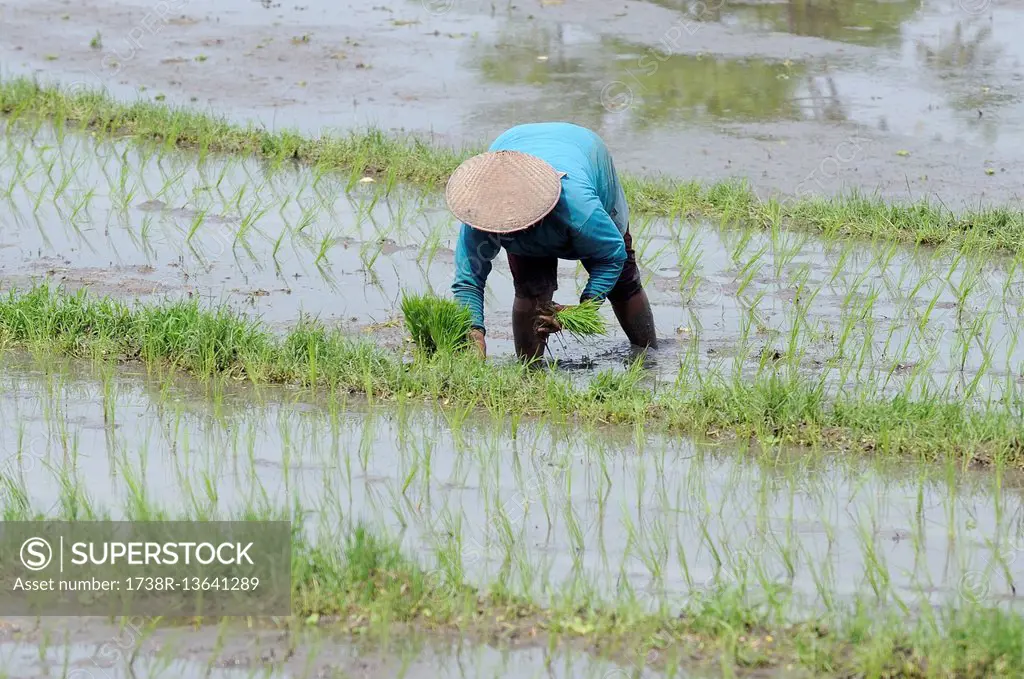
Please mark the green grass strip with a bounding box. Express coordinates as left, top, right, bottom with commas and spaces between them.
2, 282, 1024, 468
3, 76, 1024, 257
291, 523, 1024, 678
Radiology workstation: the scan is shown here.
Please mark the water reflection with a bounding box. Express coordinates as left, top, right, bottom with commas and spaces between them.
645, 0, 923, 48
468, 23, 622, 132
464, 0, 1023, 145
910, 16, 1009, 144
471, 22, 849, 127
916, 21, 998, 71
605, 48, 849, 126
477, 23, 598, 86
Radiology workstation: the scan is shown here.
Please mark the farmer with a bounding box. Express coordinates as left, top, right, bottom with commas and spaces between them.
447, 122, 657, 360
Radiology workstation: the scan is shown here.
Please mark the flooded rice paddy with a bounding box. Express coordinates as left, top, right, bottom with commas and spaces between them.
0, 351, 1023, 676
3, 0, 1024, 203
2, 0, 1024, 675
3, 122, 1024, 405
2, 112, 1024, 673
2, 353, 1023, 613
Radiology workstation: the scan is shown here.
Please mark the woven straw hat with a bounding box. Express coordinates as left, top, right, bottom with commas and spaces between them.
445, 150, 564, 233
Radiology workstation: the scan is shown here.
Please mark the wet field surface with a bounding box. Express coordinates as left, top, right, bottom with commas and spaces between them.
3, 122, 1024, 399
2, 354, 1021, 623
3, 1, 1024, 677
0, 616, 662, 679
1, 0, 1024, 205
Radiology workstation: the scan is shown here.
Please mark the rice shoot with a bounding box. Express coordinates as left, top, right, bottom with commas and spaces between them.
554, 300, 607, 338
401, 292, 473, 355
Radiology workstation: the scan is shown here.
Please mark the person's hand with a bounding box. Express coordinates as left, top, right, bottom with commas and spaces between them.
534, 303, 566, 338
469, 328, 487, 358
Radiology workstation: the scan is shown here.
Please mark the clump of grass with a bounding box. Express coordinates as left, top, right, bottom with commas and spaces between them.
401, 292, 473, 355
553, 300, 606, 338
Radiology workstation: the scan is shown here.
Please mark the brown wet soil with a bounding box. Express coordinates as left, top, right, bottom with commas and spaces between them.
0, 615, 658, 679
1, 0, 1023, 206
28, 260, 177, 296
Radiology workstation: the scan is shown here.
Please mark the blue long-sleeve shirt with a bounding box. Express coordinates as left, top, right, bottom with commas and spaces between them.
451, 122, 630, 332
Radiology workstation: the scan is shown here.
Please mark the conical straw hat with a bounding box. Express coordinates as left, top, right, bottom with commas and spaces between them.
445, 150, 563, 233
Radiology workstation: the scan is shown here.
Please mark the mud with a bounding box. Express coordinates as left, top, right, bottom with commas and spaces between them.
0, 615, 652, 679
1, 0, 1023, 205
2, 352, 1022, 620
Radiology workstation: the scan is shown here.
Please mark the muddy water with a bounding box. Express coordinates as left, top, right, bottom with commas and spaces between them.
2, 124, 1024, 403
0, 616, 656, 679
2, 353, 1022, 621
1, 0, 1023, 204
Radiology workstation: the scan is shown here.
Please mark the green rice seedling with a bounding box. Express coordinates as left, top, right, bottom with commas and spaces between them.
226, 182, 247, 214
383, 166, 399, 195
4, 163, 22, 199
313, 230, 335, 265
675, 227, 703, 303
359, 236, 387, 273
276, 192, 293, 222
236, 200, 271, 244
827, 242, 854, 287
726, 227, 756, 267
296, 206, 316, 233
633, 215, 660, 263
271, 228, 288, 263
155, 167, 187, 202
400, 292, 474, 355
68, 189, 92, 223
40, 149, 57, 184
771, 229, 805, 280
392, 196, 411, 229
51, 158, 78, 205
184, 207, 208, 243
417, 228, 443, 271
31, 181, 47, 213
552, 300, 606, 339
735, 244, 768, 298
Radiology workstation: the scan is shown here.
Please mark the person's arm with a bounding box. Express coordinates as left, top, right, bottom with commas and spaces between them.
569, 191, 627, 304
451, 222, 501, 331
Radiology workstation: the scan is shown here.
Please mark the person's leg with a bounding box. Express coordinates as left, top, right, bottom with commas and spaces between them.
507, 252, 559, 362
612, 289, 657, 349
582, 227, 658, 349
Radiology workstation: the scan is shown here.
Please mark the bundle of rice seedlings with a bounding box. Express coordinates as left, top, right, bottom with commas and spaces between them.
553, 299, 607, 338
401, 292, 473, 355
